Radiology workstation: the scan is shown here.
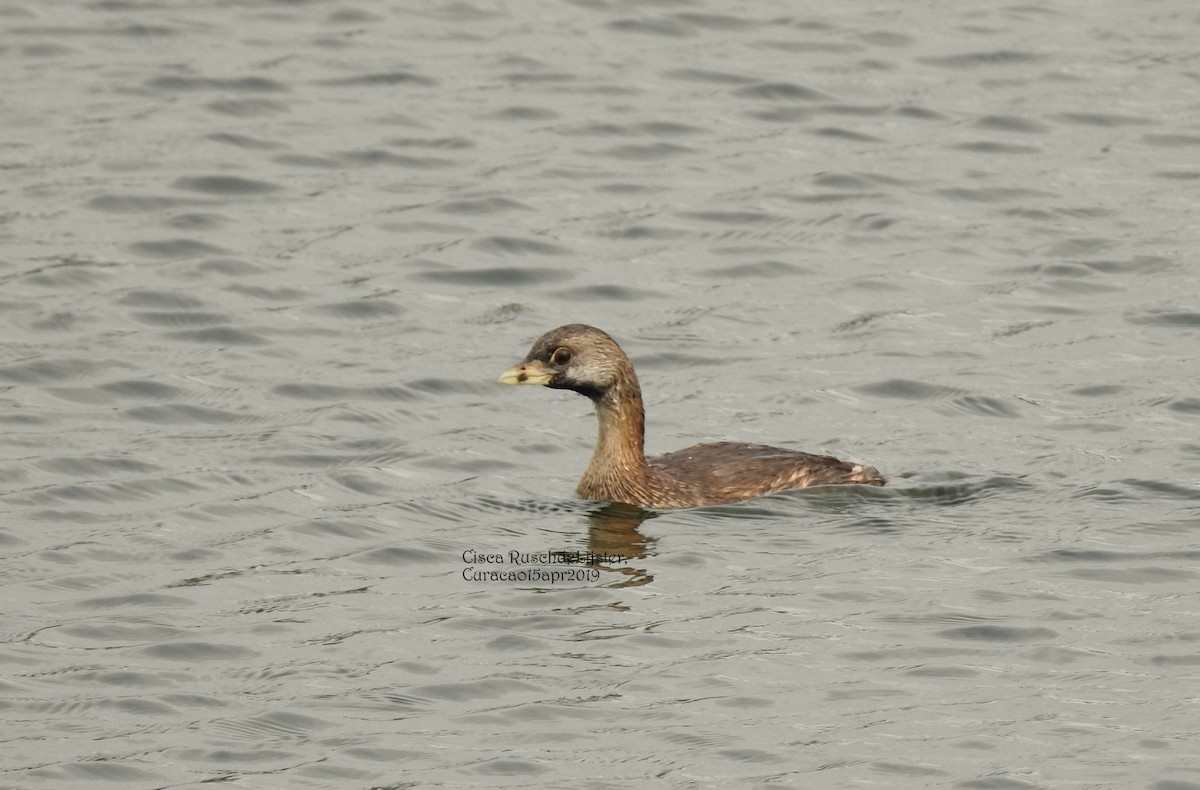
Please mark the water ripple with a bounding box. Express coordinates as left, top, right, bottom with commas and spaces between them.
413, 266, 572, 285
918, 50, 1046, 68
319, 71, 437, 87
172, 175, 282, 195
734, 81, 830, 102
146, 75, 288, 92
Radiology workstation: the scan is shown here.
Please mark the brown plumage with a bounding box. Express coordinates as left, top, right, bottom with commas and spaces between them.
499, 324, 885, 509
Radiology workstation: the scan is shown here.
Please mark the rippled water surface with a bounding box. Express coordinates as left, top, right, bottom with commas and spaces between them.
3, 1, 1199, 788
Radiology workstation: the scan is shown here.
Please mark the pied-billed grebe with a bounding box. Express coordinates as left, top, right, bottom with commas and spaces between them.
499, 324, 885, 509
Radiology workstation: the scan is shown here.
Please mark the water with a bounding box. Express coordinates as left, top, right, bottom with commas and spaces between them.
2, 1, 1198, 788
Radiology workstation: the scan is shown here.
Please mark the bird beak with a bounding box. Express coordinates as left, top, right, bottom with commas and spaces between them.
498, 359, 557, 386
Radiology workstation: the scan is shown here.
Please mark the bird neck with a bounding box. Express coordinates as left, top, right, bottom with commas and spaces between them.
585, 373, 649, 478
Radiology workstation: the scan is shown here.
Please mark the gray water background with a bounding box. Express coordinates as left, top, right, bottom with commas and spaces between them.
2, 1, 1199, 788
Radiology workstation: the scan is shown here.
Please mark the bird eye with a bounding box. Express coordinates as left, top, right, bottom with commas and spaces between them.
551, 347, 571, 365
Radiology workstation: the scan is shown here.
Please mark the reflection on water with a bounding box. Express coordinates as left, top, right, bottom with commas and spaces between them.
586, 503, 657, 587
2, 0, 1199, 788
